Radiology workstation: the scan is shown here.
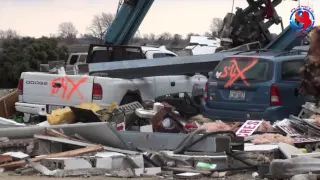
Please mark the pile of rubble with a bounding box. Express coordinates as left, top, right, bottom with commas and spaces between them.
2, 97, 320, 179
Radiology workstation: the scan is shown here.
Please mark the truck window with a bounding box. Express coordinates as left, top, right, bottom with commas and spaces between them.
90, 48, 144, 63
212, 58, 273, 83
153, 53, 176, 58
281, 60, 305, 81
78, 55, 87, 63
69, 55, 79, 65
153, 53, 164, 58
164, 53, 176, 57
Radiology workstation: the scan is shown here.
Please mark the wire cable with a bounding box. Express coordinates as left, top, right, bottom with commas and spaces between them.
174, 130, 237, 154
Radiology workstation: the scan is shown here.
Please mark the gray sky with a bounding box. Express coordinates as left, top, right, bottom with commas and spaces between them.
0, 0, 318, 38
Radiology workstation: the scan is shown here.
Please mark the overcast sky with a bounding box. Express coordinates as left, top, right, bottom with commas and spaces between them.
0, 0, 318, 38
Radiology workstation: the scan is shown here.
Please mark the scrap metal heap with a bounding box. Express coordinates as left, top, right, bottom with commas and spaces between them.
4, 95, 320, 179
219, 0, 283, 48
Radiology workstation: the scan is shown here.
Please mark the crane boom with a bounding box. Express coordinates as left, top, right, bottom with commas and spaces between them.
264, 26, 306, 51
103, 0, 155, 45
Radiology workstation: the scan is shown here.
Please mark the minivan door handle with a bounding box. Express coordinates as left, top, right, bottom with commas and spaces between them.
170, 82, 175, 87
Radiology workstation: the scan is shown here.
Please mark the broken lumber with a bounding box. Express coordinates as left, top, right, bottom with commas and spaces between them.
0, 146, 104, 170
0, 155, 12, 164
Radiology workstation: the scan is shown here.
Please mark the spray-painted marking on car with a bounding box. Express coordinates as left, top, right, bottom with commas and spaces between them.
219, 58, 259, 88
51, 76, 88, 102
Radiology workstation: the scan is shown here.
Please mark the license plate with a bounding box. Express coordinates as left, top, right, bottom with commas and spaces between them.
229, 90, 245, 100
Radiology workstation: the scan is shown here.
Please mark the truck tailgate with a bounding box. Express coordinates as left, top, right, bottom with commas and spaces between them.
21, 72, 94, 106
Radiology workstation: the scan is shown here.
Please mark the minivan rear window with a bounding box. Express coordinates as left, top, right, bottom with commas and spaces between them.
211, 58, 273, 85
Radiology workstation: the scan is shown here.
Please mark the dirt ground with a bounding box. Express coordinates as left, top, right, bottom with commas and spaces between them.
0, 172, 255, 180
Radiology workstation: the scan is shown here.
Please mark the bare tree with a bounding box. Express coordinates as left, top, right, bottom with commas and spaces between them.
156, 32, 172, 45
171, 33, 183, 46
0, 29, 19, 39
149, 33, 156, 41
158, 32, 172, 41
204, 32, 213, 37
88, 13, 115, 43
210, 18, 224, 38
57, 22, 78, 44
142, 34, 149, 40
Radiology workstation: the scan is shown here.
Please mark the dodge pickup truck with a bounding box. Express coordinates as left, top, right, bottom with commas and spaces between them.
15, 44, 207, 118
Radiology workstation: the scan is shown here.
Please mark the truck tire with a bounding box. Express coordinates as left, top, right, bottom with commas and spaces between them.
119, 93, 142, 105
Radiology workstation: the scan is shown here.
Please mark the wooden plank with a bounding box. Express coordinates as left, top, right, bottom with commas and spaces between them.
0, 146, 104, 169
0, 155, 12, 164
0, 90, 18, 118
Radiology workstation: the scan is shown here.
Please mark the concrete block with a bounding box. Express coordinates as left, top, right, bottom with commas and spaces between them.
134, 167, 161, 176
41, 157, 92, 170
38, 140, 62, 155
94, 152, 144, 170
278, 143, 302, 159
95, 157, 112, 169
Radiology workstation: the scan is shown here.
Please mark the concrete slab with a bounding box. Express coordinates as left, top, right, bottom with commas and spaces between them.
94, 153, 143, 170
278, 143, 302, 159
134, 167, 161, 176
41, 157, 92, 170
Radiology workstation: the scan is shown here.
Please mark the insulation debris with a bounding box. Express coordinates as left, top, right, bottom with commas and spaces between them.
252, 134, 294, 145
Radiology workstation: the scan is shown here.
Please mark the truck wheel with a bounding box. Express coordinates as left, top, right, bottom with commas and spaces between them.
119, 94, 142, 105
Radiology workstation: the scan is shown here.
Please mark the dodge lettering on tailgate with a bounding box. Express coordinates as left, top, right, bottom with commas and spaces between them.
26, 80, 48, 85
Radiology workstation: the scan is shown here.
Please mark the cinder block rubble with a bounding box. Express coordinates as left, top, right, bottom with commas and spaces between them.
94, 152, 144, 170
41, 157, 92, 170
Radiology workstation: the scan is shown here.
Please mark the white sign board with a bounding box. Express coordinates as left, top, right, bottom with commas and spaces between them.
276, 119, 301, 137
236, 120, 263, 137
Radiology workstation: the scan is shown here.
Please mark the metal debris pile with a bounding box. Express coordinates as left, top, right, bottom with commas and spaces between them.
3, 100, 320, 179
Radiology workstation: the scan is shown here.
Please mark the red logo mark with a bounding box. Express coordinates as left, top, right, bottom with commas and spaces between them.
51, 76, 88, 102
220, 59, 259, 88
295, 11, 312, 31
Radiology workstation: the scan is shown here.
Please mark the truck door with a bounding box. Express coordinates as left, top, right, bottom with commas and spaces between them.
153, 76, 171, 97
78, 54, 88, 64
22, 73, 95, 107
167, 74, 207, 96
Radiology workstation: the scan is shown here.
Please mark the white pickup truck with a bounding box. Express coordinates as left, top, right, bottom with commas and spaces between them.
16, 45, 207, 117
